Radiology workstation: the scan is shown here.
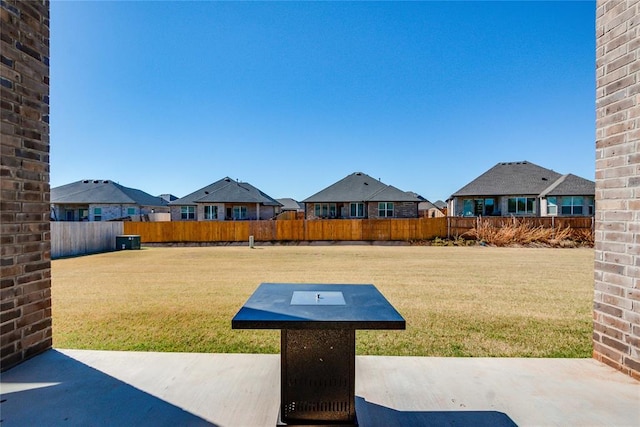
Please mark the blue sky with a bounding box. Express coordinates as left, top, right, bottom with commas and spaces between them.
50, 1, 596, 202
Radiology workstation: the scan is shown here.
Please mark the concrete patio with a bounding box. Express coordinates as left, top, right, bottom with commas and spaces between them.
1, 349, 638, 426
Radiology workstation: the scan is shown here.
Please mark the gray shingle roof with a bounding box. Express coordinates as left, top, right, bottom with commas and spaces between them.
169, 177, 281, 206
302, 172, 421, 203
419, 200, 438, 210
451, 161, 595, 198
51, 180, 168, 206
541, 174, 595, 196
451, 161, 563, 197
277, 198, 304, 211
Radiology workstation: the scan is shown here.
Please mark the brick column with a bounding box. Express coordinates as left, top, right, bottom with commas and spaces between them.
1, 0, 52, 371
594, 0, 639, 380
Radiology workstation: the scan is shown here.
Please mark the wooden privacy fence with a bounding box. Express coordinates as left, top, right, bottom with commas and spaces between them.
51, 221, 124, 258
123, 216, 594, 244
123, 218, 448, 243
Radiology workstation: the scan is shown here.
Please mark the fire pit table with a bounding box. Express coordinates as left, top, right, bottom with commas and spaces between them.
232, 283, 405, 426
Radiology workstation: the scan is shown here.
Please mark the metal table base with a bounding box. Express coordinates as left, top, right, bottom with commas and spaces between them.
279, 329, 357, 426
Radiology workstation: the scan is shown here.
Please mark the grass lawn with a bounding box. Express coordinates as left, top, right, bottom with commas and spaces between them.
52, 245, 594, 357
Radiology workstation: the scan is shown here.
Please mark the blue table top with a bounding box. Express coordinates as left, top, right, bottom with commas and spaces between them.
231, 283, 406, 330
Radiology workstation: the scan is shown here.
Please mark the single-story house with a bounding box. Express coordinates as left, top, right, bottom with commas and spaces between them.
276, 198, 304, 219
408, 192, 446, 218
421, 199, 446, 218
302, 172, 421, 219
448, 161, 595, 217
51, 179, 169, 221
434, 200, 447, 216
276, 198, 304, 213
169, 177, 282, 221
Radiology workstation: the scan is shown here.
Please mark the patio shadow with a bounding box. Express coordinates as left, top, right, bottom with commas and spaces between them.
355, 396, 518, 427
0, 349, 216, 427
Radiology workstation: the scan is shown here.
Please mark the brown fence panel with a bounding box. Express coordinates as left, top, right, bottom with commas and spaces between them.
249, 221, 277, 241
350, 219, 364, 240
233, 222, 250, 241
304, 220, 324, 241
390, 219, 415, 241
124, 222, 161, 242
328, 219, 360, 241
172, 222, 191, 241
386, 217, 447, 241
362, 219, 392, 241
300, 219, 363, 241
417, 217, 447, 240
276, 220, 305, 241
319, 220, 338, 240
447, 217, 474, 238
182, 222, 199, 241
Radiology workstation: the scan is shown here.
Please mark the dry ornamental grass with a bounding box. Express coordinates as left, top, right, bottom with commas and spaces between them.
463, 219, 594, 247
52, 245, 594, 357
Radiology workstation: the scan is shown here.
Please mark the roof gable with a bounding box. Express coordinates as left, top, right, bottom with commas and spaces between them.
542, 174, 595, 196
302, 172, 420, 203
51, 180, 168, 206
451, 161, 563, 197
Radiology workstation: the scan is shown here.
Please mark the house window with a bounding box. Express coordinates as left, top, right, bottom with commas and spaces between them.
350, 203, 365, 218
94, 207, 102, 221
561, 196, 583, 215
507, 197, 535, 215
314, 203, 336, 218
204, 205, 218, 220
233, 206, 247, 220
587, 197, 594, 215
127, 207, 136, 215
79, 208, 88, 221
181, 206, 195, 220
484, 198, 495, 215
463, 199, 474, 216
378, 202, 394, 217
462, 198, 495, 216
547, 197, 558, 216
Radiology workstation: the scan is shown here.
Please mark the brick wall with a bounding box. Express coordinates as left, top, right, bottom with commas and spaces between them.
594, 0, 640, 380
367, 202, 418, 219
1, 0, 51, 371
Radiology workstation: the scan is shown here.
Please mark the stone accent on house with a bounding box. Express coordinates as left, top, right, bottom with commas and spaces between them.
594, 0, 639, 380
0, 0, 52, 371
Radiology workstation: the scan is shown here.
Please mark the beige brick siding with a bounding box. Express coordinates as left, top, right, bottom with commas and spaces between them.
594, 0, 640, 380
1, 0, 52, 371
